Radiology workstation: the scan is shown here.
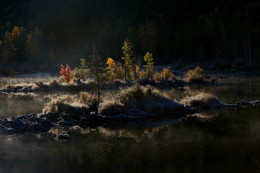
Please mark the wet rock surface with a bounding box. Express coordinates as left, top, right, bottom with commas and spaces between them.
224, 99, 260, 108
0, 114, 53, 134
0, 107, 194, 134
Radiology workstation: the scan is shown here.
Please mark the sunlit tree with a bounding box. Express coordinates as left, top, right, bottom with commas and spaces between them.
60, 64, 72, 83
79, 58, 89, 81
106, 57, 116, 81
143, 52, 154, 78
122, 38, 134, 81
106, 57, 124, 81
162, 67, 174, 80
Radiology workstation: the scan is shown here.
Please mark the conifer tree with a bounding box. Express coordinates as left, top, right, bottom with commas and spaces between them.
122, 38, 134, 81
89, 46, 104, 103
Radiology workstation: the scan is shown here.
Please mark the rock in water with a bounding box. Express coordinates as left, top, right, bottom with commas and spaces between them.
58, 134, 71, 141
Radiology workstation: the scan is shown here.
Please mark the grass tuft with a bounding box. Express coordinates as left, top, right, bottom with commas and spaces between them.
98, 99, 126, 116
181, 92, 222, 108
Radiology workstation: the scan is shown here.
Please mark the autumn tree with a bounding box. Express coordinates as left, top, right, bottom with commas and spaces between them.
143, 52, 154, 78
106, 57, 124, 81
135, 64, 147, 79
162, 67, 174, 80
122, 38, 134, 81
106, 57, 116, 81
60, 64, 72, 83
89, 46, 104, 103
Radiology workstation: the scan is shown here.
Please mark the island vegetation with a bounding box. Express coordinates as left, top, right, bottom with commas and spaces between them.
0, 41, 259, 137
0, 0, 259, 138
1, 2, 260, 173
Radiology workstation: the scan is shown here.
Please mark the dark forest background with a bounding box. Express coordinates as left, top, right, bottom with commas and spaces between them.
0, 0, 260, 75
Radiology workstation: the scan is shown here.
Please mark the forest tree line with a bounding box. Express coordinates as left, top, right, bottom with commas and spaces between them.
0, 0, 260, 75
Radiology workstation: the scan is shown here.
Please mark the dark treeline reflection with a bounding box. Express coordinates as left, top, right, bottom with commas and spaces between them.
0, 0, 260, 74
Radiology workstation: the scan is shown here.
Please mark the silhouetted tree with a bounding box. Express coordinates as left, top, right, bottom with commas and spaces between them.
89, 46, 104, 103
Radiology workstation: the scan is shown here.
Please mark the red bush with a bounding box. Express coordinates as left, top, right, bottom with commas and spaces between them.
60, 64, 71, 83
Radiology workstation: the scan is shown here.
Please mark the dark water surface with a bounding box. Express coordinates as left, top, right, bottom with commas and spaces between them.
0, 76, 260, 173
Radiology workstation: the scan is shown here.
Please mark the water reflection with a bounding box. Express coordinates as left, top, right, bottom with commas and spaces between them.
1, 106, 260, 173
185, 109, 219, 122
0, 93, 45, 119
0, 76, 260, 172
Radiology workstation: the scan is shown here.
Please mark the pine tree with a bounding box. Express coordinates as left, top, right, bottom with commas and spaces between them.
89, 46, 104, 103
122, 38, 134, 81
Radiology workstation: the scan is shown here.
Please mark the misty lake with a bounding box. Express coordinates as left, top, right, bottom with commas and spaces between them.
0, 76, 260, 173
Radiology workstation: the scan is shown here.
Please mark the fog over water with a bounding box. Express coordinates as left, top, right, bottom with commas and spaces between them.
0, 76, 260, 172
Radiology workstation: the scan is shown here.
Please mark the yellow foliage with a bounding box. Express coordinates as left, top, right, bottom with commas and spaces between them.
11, 26, 22, 41
143, 52, 154, 78
138, 70, 147, 79
106, 57, 124, 81
162, 67, 174, 80
185, 66, 204, 83
122, 38, 134, 81
135, 64, 140, 74
144, 52, 153, 63
135, 65, 147, 79
153, 71, 162, 80
194, 66, 204, 76
106, 57, 116, 69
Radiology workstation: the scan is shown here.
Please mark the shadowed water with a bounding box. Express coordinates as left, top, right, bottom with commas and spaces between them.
0, 76, 260, 173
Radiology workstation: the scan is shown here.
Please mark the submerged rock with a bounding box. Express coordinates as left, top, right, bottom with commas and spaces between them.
77, 114, 105, 127
225, 99, 260, 108
58, 134, 71, 141
87, 114, 104, 124
250, 100, 260, 105
57, 119, 76, 126
40, 112, 60, 122
0, 114, 53, 134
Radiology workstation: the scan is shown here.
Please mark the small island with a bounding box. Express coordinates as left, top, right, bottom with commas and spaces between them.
0, 1, 260, 172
